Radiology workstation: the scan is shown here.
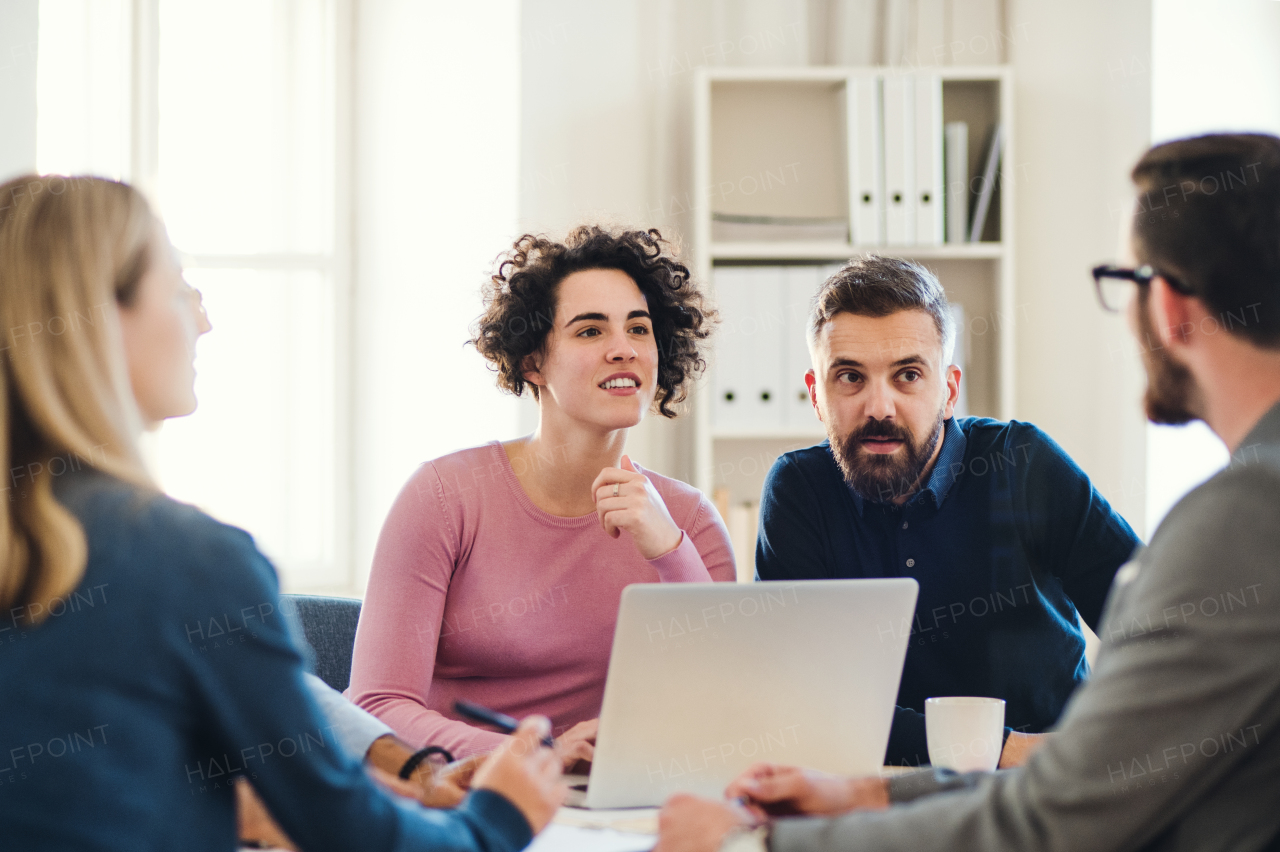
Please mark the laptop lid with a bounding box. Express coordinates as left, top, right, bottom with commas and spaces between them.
585, 578, 918, 808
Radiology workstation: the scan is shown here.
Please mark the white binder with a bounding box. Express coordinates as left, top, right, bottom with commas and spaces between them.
747, 267, 785, 432
944, 121, 970, 243
914, 74, 944, 246
848, 74, 883, 246
882, 73, 916, 245
711, 267, 784, 434
783, 266, 822, 433
711, 267, 752, 433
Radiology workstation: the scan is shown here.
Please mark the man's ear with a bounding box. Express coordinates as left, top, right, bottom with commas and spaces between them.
942, 364, 961, 419
804, 369, 822, 422
1148, 276, 1196, 351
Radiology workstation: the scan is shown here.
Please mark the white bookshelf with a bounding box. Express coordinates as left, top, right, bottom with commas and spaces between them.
692, 66, 1016, 543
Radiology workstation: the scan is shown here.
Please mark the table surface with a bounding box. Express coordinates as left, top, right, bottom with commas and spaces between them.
532, 766, 917, 850
529, 808, 660, 852
241, 768, 917, 851
237, 806, 659, 852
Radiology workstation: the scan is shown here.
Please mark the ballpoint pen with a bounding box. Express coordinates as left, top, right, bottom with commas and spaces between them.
453, 699, 557, 748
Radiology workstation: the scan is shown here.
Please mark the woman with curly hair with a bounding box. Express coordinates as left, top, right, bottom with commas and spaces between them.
348, 226, 736, 766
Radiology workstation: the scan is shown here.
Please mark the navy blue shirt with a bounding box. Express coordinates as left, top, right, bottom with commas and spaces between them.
0, 470, 531, 852
756, 417, 1141, 765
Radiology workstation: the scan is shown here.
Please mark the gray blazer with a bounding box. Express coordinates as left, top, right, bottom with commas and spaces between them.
771, 402, 1280, 852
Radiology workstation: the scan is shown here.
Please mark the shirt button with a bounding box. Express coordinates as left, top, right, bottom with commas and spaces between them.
906, 558, 916, 568
902, 521, 908, 529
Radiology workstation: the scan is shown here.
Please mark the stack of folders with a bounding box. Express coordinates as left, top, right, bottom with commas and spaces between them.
711, 264, 844, 436
876, 74, 946, 245
852, 74, 1003, 246
711, 214, 850, 243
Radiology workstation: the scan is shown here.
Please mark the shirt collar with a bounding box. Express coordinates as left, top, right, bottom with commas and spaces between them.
843, 417, 968, 515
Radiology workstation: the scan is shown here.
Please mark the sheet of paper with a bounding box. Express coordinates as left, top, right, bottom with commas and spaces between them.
556, 806, 659, 835
527, 823, 656, 852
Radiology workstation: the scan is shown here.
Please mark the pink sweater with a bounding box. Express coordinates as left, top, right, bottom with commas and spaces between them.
346, 442, 736, 757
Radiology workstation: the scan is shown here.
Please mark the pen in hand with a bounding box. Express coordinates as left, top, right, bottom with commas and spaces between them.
454, 699, 557, 749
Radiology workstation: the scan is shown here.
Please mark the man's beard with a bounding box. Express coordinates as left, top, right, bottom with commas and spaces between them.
829, 410, 945, 503
1135, 289, 1201, 425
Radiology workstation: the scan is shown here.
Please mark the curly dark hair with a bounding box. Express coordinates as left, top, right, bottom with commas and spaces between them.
470, 225, 714, 418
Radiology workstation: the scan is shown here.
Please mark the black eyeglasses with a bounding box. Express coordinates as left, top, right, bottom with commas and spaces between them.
1091, 264, 1192, 312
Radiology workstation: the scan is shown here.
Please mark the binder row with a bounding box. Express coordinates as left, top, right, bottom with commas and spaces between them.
711, 265, 842, 436
852, 72, 946, 247
711, 265, 969, 434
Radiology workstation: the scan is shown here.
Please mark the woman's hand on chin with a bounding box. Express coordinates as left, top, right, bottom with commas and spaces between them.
591, 455, 683, 559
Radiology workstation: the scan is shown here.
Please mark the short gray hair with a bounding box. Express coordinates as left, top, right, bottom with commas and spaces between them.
807, 255, 956, 363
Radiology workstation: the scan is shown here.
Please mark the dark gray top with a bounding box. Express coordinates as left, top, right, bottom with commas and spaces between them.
0, 469, 530, 852
771, 401, 1280, 852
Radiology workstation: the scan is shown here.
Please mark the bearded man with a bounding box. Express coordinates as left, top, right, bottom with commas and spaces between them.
754, 255, 1141, 767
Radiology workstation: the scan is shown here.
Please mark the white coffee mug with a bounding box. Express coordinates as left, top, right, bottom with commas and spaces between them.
925, 696, 1006, 772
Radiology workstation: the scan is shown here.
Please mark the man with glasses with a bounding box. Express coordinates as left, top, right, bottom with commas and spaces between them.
656, 133, 1280, 852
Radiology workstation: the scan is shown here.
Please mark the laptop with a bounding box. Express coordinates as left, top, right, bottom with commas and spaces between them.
579, 578, 919, 809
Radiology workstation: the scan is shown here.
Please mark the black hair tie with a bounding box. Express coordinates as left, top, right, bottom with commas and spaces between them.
398, 745, 455, 780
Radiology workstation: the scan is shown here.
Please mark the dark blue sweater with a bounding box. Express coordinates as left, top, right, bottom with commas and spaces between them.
0, 470, 532, 851
756, 417, 1141, 765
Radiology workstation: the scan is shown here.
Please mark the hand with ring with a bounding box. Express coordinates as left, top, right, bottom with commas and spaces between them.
591, 455, 683, 559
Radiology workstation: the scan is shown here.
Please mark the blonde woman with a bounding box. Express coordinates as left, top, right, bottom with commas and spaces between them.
0, 175, 560, 851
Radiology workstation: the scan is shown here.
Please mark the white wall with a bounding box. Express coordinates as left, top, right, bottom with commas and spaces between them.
1153, 0, 1280, 138
352, 0, 521, 588
521, 0, 655, 465
0, 0, 38, 182
1145, 0, 1280, 535
1006, 0, 1152, 537
518, 0, 815, 479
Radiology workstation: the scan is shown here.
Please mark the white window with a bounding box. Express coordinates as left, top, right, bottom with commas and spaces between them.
38, 0, 351, 590
36, 0, 130, 180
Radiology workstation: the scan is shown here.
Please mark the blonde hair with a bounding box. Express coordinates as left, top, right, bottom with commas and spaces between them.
0, 175, 156, 623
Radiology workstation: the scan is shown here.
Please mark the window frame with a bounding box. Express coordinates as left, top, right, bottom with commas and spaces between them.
129, 0, 357, 592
